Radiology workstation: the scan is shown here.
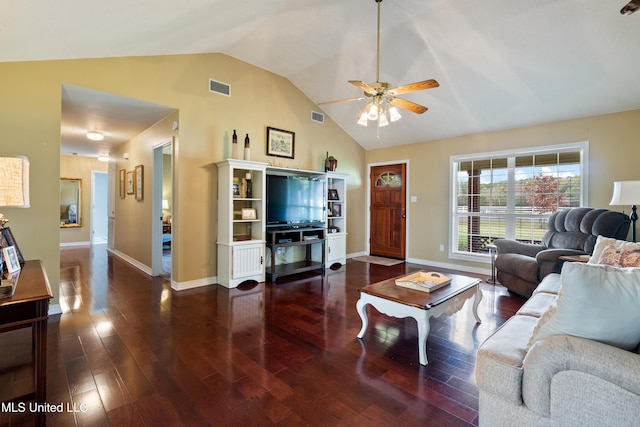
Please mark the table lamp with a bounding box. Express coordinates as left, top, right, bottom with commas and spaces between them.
609, 180, 640, 242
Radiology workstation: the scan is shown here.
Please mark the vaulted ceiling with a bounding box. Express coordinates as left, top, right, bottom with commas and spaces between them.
4, 0, 640, 156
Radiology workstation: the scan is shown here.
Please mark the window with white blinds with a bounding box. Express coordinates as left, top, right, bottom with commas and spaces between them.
450, 142, 588, 260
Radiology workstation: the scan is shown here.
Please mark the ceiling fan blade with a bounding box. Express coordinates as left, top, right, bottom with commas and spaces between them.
348, 80, 376, 95
389, 97, 428, 114
318, 96, 365, 106
388, 79, 439, 96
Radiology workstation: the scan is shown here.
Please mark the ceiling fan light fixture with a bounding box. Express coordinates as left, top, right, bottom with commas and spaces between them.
389, 106, 402, 122
86, 131, 104, 141
367, 103, 379, 121
357, 111, 369, 126
378, 112, 389, 127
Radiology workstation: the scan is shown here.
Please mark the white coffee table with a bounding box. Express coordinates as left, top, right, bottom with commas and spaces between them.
356, 272, 482, 365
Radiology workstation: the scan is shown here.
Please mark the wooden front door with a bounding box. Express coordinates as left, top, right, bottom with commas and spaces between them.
370, 163, 406, 259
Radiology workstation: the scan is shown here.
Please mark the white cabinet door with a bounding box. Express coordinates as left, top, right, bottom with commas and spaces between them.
233, 243, 264, 279
326, 233, 347, 265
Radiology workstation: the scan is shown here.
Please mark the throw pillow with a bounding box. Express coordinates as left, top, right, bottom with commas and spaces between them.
528, 262, 640, 351
597, 246, 640, 267
589, 235, 640, 264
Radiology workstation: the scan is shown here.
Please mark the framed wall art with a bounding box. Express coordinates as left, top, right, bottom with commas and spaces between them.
119, 169, 126, 198
126, 170, 135, 195
135, 165, 144, 201
266, 127, 295, 159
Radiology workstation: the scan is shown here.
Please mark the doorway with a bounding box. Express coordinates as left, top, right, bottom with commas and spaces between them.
151, 138, 173, 277
369, 163, 407, 259
91, 171, 108, 244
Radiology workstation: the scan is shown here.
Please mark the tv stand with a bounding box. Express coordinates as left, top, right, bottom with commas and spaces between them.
266, 227, 326, 281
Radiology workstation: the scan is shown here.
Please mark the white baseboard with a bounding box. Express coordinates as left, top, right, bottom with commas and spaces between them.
171, 277, 217, 291
60, 241, 91, 247
49, 304, 62, 316
347, 251, 367, 259
107, 247, 152, 275
106, 247, 217, 291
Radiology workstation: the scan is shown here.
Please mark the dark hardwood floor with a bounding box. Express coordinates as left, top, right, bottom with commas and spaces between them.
0, 246, 524, 426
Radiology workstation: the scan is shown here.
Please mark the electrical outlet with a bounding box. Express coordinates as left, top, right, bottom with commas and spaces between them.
439, 244, 445, 252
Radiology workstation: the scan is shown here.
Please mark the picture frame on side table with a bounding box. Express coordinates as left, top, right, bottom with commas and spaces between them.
135, 165, 144, 201
2, 246, 21, 274
0, 227, 24, 264
266, 127, 295, 159
119, 169, 126, 198
126, 170, 135, 195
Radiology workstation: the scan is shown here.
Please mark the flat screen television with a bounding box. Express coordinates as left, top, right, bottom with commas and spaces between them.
266, 174, 325, 227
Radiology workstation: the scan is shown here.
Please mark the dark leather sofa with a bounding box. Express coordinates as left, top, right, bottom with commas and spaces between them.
494, 208, 631, 298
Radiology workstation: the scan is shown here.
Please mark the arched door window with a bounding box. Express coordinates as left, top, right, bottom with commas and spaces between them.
375, 171, 402, 187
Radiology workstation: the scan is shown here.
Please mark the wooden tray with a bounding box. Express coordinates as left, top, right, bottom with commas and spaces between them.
395, 271, 451, 293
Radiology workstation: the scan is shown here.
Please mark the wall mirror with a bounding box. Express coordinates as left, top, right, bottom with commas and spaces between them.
60, 178, 82, 227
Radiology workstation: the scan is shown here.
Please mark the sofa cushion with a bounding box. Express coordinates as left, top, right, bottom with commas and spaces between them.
531, 273, 561, 296
589, 235, 640, 264
476, 315, 540, 405
529, 263, 640, 351
516, 292, 557, 318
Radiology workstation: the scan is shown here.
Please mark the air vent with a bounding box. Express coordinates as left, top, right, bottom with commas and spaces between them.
209, 78, 231, 97
311, 111, 325, 124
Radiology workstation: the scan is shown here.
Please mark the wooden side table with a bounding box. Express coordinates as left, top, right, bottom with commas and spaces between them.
558, 254, 591, 263
0, 260, 53, 427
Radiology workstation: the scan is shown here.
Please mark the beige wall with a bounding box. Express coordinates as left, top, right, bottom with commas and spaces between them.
59, 156, 108, 244
0, 53, 366, 304
7, 50, 634, 304
366, 109, 640, 271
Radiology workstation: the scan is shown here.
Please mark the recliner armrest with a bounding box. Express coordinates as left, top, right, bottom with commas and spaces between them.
494, 239, 545, 258
535, 248, 586, 264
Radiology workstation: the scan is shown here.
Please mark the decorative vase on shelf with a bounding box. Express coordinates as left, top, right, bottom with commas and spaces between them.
244, 134, 251, 161
325, 152, 337, 172
231, 129, 239, 159
245, 172, 252, 198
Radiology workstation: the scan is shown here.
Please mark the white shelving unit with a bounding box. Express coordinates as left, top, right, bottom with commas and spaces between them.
217, 159, 267, 288
326, 172, 348, 267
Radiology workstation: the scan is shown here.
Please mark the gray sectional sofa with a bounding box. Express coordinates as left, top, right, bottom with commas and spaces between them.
476, 269, 640, 426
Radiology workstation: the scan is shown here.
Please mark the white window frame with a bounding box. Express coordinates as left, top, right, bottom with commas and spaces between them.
449, 141, 589, 263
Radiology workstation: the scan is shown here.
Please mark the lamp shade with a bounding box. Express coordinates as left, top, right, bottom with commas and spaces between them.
610, 181, 640, 206
0, 156, 30, 208
162, 199, 169, 210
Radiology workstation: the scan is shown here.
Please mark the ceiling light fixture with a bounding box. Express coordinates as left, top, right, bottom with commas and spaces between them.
86, 131, 104, 141
319, 0, 439, 138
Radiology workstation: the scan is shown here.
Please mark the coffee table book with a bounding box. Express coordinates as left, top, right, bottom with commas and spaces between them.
395, 271, 451, 293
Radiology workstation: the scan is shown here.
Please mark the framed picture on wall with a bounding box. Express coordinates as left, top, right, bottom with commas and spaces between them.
266, 127, 295, 159
126, 170, 135, 195
119, 169, 126, 198
135, 165, 144, 201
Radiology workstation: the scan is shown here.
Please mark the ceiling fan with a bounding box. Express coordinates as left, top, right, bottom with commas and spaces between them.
318, 0, 439, 128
